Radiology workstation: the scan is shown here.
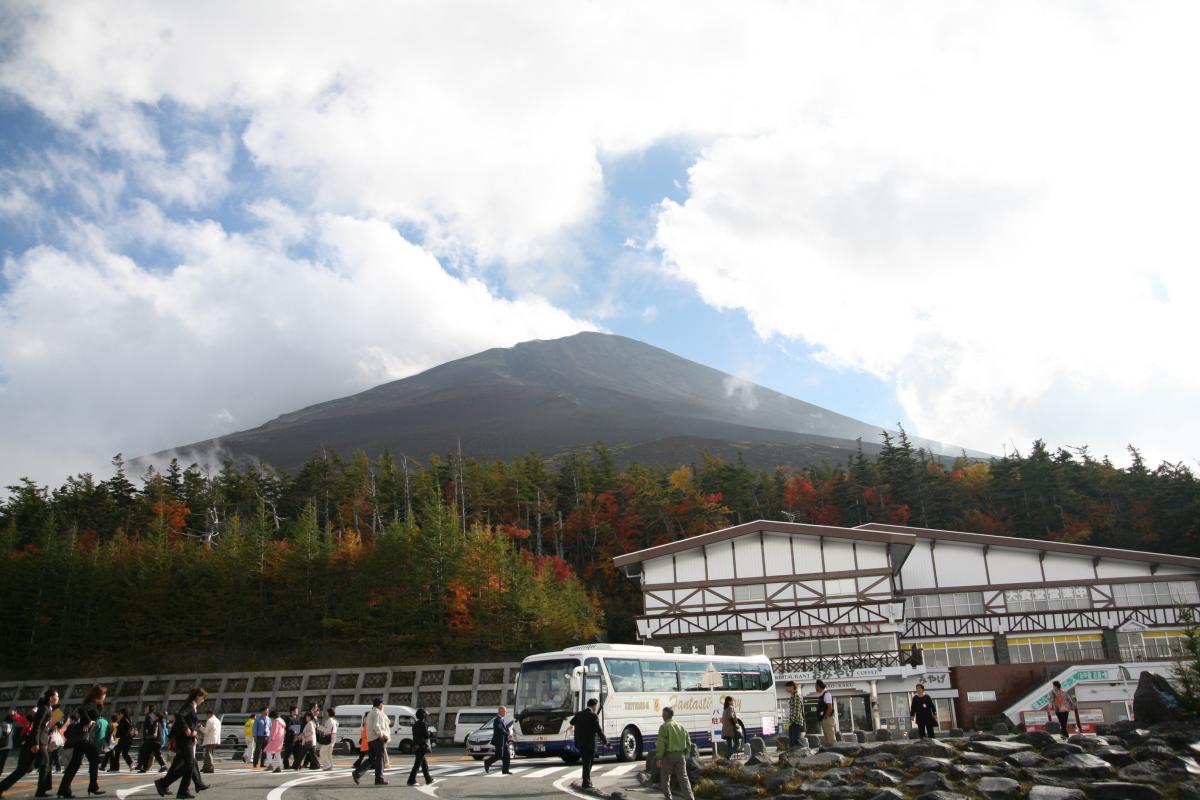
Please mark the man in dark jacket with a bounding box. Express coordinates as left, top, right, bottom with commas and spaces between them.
568, 699, 602, 789
910, 683, 938, 739
154, 688, 205, 799
105, 711, 133, 772
482, 706, 512, 775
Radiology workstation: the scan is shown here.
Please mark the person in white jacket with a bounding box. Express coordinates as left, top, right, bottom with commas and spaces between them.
351, 699, 390, 786
318, 709, 338, 771
201, 712, 221, 773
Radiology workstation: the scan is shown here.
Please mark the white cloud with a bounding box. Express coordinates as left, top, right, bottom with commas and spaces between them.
0, 208, 591, 486
654, 4, 1200, 463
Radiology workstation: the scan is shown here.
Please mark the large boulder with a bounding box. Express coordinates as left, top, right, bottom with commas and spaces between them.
794, 751, 846, 769
1092, 746, 1133, 766
1084, 782, 1164, 800
906, 771, 955, 792
861, 769, 901, 787
966, 740, 1033, 757
825, 741, 863, 757
949, 762, 1001, 779
907, 756, 953, 771
1131, 743, 1176, 762
1132, 671, 1188, 726
1004, 749, 1049, 768
1056, 753, 1116, 778
1016, 730, 1060, 750
974, 776, 1021, 800
903, 738, 958, 759
1042, 742, 1085, 758
855, 752, 897, 768
1117, 761, 1172, 785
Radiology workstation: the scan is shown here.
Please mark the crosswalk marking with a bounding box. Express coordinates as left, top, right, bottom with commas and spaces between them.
526, 765, 570, 778
600, 763, 640, 777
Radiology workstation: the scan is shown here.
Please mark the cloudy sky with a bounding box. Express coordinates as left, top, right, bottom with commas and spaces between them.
1, 1, 1198, 489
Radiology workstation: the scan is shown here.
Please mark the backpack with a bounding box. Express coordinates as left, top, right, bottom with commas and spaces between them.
90, 717, 111, 749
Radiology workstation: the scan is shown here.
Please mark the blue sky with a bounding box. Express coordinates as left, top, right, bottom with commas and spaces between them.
1, 2, 1198, 488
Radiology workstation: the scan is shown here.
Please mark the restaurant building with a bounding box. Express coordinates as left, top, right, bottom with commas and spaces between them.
612, 520, 1200, 733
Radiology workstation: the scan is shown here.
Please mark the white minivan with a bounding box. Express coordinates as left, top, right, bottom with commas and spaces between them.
452, 708, 500, 746
332, 704, 437, 755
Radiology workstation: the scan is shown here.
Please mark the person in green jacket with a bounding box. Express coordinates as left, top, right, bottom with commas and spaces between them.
654, 708, 694, 800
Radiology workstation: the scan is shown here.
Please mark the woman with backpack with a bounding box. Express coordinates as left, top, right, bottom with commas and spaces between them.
0, 689, 58, 799
57, 684, 107, 798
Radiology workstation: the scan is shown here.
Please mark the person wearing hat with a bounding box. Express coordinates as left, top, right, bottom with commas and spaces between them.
351, 698, 390, 786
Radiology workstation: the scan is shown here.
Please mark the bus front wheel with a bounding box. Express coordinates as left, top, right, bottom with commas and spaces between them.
617, 726, 642, 762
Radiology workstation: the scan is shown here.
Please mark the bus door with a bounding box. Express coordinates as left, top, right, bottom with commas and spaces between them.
583, 657, 608, 751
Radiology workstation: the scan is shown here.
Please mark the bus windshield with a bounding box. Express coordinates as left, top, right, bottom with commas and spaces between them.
516, 659, 578, 714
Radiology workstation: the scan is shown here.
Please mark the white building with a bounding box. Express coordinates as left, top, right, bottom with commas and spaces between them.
613, 520, 1200, 732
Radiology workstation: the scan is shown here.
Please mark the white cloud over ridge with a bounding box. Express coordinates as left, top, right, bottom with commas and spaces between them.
1, 0, 1199, 487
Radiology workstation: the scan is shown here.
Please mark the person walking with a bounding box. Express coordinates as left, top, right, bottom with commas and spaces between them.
813, 681, 835, 746
291, 713, 316, 772
136, 712, 166, 774
251, 707, 269, 769
568, 699, 600, 789
1049, 681, 1074, 740
301, 706, 321, 770
720, 696, 742, 757
240, 716, 254, 765
105, 711, 133, 773
263, 712, 285, 774
317, 709, 337, 771
784, 681, 803, 749
281, 707, 299, 771
910, 683, 938, 739
200, 712, 220, 774
350, 711, 369, 774
0, 689, 58, 799
351, 698, 390, 786
654, 707, 694, 800
405, 709, 434, 787
153, 687, 205, 800
482, 706, 512, 775
0, 710, 15, 778
57, 684, 107, 798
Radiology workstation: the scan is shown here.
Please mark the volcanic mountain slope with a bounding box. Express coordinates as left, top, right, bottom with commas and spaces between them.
157, 332, 982, 471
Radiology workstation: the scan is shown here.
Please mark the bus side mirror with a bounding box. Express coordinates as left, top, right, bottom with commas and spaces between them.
570, 667, 584, 695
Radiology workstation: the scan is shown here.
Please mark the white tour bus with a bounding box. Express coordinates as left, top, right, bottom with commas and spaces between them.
453, 708, 502, 746
512, 644, 775, 763
332, 704, 436, 754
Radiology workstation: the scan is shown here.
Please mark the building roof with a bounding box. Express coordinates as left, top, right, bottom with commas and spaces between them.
611, 519, 916, 569
855, 522, 1200, 571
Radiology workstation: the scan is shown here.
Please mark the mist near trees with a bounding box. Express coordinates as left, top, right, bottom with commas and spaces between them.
2, 431, 1197, 678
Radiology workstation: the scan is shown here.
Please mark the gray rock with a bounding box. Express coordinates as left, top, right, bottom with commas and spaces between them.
1004, 749, 1049, 768
822, 767, 857, 785
966, 740, 1032, 757
861, 769, 901, 787
1058, 753, 1115, 778
1132, 671, 1187, 726
1042, 742, 1085, 758
992, 722, 1013, 735
1177, 780, 1200, 800
906, 771, 955, 791
1092, 746, 1133, 766
717, 785, 756, 800
778, 747, 813, 767
868, 790, 905, 800
806, 734, 821, 749
1171, 755, 1200, 777
1131, 744, 1175, 762
1045, 721, 1062, 734
970, 733, 1000, 742
948, 728, 965, 738
855, 753, 897, 768
1024, 768, 1087, 789
908, 756, 953, 771
913, 792, 969, 800
1028, 788, 1086, 800
974, 776, 1021, 800
958, 752, 997, 765
854, 730, 867, 743
795, 751, 846, 768
1084, 781, 1164, 800
1117, 761, 1171, 785
825, 741, 863, 757
904, 739, 958, 759
1017, 731, 1060, 750
874, 729, 892, 742
1067, 734, 1106, 751
949, 763, 999, 778
763, 767, 802, 793
775, 736, 789, 752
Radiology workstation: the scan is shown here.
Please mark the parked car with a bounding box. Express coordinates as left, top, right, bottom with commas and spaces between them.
465, 716, 514, 761
452, 708, 500, 746
332, 704, 438, 755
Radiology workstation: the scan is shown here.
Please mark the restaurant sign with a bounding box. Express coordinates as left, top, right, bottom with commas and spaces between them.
779, 622, 884, 640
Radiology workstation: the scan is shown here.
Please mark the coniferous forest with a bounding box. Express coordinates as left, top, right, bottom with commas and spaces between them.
2, 432, 1198, 678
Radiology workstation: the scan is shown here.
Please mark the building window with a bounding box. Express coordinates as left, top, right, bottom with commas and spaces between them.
1118, 630, 1188, 660
907, 639, 995, 667
1007, 633, 1103, 663
824, 578, 856, 598
1111, 581, 1200, 608
1004, 586, 1091, 612
781, 635, 896, 658
908, 592, 985, 618
733, 584, 766, 603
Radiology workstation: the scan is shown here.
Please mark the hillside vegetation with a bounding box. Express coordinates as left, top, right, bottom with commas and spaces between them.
2, 431, 1197, 677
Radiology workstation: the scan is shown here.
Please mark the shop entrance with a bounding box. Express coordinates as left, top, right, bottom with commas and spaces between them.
803, 693, 872, 733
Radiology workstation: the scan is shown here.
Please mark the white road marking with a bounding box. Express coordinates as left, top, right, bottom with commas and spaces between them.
552, 773, 597, 800
600, 763, 639, 777
115, 783, 156, 799
526, 765, 569, 778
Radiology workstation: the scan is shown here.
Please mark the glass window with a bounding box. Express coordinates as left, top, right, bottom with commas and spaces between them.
640, 661, 680, 692
715, 662, 742, 691
515, 659, 577, 713
908, 592, 984, 618
733, 584, 765, 602
758, 665, 773, 691
1005, 586, 1091, 612
1008, 634, 1104, 663
677, 665, 706, 692
604, 659, 642, 693
1111, 581, 1200, 608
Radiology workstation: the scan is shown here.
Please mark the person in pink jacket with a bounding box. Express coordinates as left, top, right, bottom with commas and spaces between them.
264, 711, 286, 773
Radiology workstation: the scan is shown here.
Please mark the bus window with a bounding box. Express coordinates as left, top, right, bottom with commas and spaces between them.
584, 657, 608, 709
718, 663, 743, 691
759, 664, 774, 690
678, 664, 706, 691
641, 661, 680, 692
605, 659, 643, 692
